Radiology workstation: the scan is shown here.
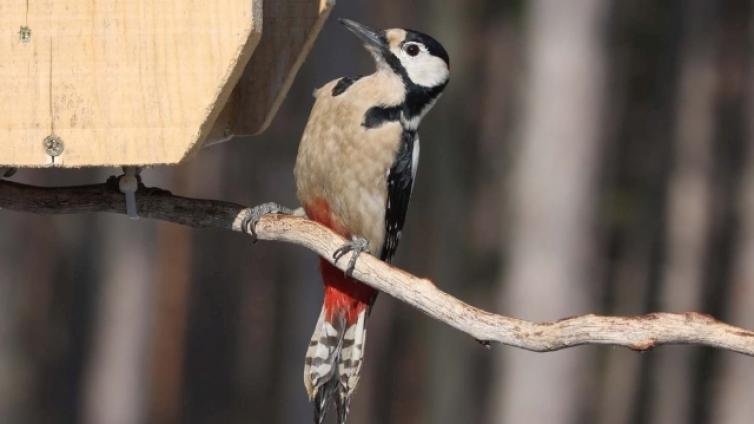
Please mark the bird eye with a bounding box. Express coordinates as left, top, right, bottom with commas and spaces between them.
405, 44, 420, 57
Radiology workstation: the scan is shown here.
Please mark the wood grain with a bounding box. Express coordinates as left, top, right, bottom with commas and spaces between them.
0, 0, 262, 167
207, 0, 335, 141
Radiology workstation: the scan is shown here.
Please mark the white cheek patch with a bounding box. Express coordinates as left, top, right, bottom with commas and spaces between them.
394, 48, 449, 88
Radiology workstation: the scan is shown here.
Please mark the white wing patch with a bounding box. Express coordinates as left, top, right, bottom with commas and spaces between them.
411, 137, 420, 190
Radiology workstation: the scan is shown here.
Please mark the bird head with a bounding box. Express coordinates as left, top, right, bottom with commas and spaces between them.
339, 18, 450, 90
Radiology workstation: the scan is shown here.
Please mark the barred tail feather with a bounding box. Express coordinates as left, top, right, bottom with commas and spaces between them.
305, 259, 373, 424
304, 307, 369, 424
338, 308, 368, 397
304, 307, 342, 399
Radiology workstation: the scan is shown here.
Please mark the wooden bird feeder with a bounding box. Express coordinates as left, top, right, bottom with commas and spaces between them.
0, 0, 334, 167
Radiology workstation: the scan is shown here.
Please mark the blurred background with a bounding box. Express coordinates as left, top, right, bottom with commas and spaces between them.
2, 0, 754, 423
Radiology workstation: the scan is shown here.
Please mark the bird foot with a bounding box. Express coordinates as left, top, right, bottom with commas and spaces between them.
241, 202, 295, 242
333, 236, 369, 277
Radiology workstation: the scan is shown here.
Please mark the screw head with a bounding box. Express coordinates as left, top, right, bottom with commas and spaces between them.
43, 135, 64, 157
19, 26, 31, 43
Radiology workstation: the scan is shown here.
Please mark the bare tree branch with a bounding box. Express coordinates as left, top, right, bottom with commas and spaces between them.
2, 178, 754, 356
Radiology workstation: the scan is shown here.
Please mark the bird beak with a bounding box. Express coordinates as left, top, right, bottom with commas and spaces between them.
339, 19, 386, 51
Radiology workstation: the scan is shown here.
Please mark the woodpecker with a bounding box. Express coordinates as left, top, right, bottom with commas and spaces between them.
243, 18, 449, 424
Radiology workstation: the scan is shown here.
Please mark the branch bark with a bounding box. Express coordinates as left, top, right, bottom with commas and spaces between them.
2, 178, 754, 356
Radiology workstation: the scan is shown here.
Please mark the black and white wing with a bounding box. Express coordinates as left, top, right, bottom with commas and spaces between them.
380, 130, 419, 262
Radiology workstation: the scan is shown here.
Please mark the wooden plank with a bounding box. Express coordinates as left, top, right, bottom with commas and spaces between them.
207, 0, 334, 142
0, 0, 262, 167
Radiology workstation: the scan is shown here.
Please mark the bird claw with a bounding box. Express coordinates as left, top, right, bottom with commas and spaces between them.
241, 202, 294, 243
333, 236, 369, 277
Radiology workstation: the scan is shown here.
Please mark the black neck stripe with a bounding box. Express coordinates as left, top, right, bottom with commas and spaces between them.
381, 43, 447, 119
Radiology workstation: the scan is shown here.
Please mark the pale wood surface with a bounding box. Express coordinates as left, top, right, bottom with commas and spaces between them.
207, 0, 335, 142
0, 0, 262, 167
2, 178, 754, 357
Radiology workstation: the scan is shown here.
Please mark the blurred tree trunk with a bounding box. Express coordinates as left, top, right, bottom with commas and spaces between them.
147, 166, 199, 424
83, 216, 155, 424
492, 1, 606, 422
650, 2, 718, 423
1, 172, 101, 424
690, 1, 751, 422
712, 126, 754, 423
0, 217, 39, 423
148, 223, 191, 424
711, 5, 754, 421
592, 2, 685, 422
421, 3, 486, 424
